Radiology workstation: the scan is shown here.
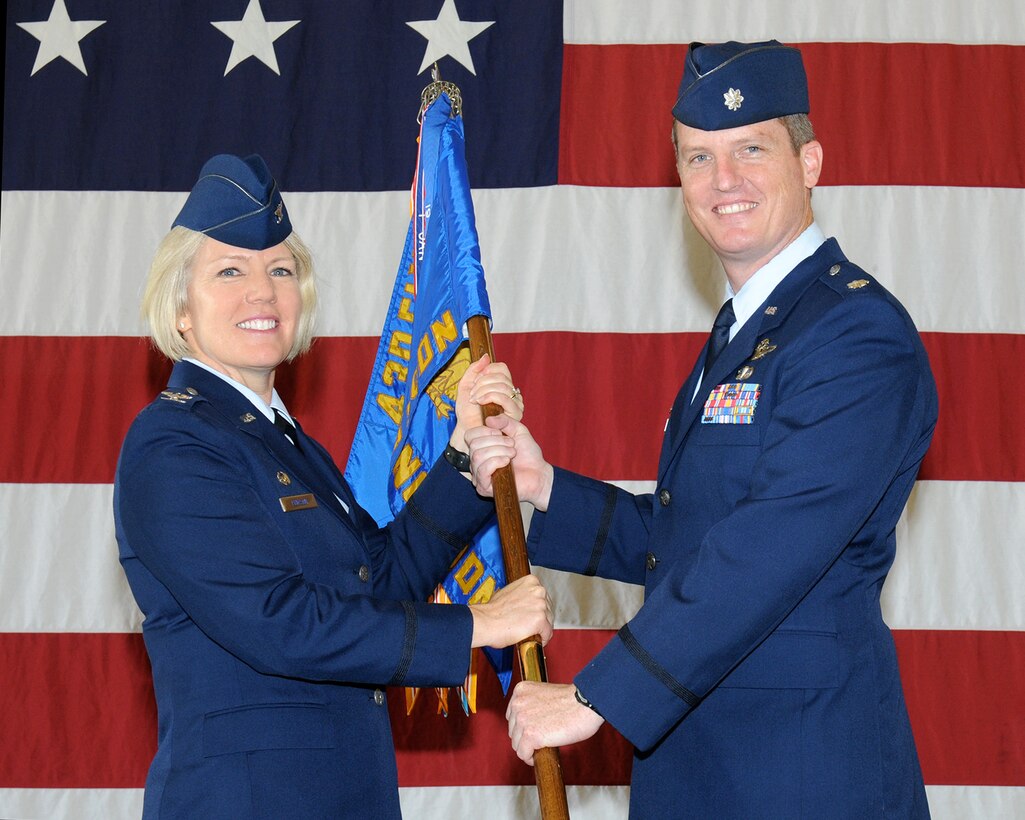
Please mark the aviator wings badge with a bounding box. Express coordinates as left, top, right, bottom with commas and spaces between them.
751, 338, 778, 361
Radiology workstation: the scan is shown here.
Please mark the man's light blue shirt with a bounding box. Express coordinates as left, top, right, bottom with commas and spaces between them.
728, 222, 826, 341
692, 223, 827, 402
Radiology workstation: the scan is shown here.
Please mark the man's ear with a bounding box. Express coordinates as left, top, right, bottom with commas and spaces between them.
801, 140, 824, 189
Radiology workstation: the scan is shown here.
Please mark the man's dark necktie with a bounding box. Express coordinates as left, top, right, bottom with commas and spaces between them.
699, 298, 736, 391
273, 408, 303, 453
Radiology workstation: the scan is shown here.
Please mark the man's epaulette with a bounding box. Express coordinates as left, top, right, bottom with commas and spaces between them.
820, 262, 876, 296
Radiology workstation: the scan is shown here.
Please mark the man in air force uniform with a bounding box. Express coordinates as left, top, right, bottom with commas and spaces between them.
487, 40, 938, 818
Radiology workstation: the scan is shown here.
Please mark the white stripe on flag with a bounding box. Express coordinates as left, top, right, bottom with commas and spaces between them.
3, 187, 1024, 336
0, 788, 144, 820
564, 0, 1025, 45
888, 480, 1025, 629
0, 483, 141, 633
4, 481, 1020, 633
535, 480, 1025, 632
1, 785, 1020, 820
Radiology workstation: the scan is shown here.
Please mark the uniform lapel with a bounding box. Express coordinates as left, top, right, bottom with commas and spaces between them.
682, 316, 764, 429
657, 239, 846, 483
289, 418, 363, 521
657, 317, 764, 483
658, 347, 706, 474
168, 362, 362, 535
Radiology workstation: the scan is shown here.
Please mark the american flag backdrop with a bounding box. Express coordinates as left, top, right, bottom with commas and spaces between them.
2, 1, 1024, 817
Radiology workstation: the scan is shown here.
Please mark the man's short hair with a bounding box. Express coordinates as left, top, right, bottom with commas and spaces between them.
779, 113, 816, 152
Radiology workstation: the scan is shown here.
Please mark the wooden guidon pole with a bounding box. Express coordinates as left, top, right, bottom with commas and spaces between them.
466, 315, 570, 820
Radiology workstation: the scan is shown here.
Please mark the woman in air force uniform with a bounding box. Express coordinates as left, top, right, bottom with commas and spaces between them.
114, 153, 550, 819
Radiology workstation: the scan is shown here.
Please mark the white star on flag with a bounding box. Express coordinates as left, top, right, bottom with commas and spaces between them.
211, 0, 300, 76
406, 0, 495, 76
17, 0, 105, 77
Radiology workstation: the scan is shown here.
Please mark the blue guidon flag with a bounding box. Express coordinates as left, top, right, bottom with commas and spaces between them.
344, 90, 511, 714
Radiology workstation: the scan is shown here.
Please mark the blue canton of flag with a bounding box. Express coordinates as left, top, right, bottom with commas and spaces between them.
345, 91, 511, 712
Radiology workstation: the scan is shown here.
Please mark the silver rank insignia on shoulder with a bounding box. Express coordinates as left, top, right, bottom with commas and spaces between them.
240, 413, 256, 423
829, 264, 841, 276
751, 338, 778, 360
160, 390, 191, 404
277, 471, 291, 486
847, 279, 870, 290
764, 306, 777, 315
736, 365, 755, 380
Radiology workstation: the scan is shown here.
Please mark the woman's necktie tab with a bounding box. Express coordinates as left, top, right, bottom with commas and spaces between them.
273, 408, 303, 453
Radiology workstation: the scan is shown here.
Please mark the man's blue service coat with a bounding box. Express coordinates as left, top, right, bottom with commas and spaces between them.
114, 361, 492, 819
528, 239, 938, 818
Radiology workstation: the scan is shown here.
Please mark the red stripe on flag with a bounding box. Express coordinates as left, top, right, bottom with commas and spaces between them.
392, 629, 633, 787
2, 332, 1022, 484
0, 334, 382, 485
1, 630, 1022, 788
919, 332, 1025, 481
895, 630, 1025, 786
0, 633, 156, 788
559, 43, 1025, 188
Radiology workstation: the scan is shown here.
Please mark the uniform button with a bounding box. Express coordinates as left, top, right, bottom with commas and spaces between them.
373, 689, 385, 706
358, 565, 370, 582
646, 552, 658, 571
658, 489, 671, 507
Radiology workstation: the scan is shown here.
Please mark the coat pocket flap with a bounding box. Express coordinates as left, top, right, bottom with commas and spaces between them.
203, 702, 336, 757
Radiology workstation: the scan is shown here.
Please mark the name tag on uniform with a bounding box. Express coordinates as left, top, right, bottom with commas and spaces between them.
279, 493, 319, 512
702, 383, 761, 424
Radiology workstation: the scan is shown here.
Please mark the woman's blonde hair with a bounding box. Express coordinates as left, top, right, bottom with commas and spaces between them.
141, 226, 318, 362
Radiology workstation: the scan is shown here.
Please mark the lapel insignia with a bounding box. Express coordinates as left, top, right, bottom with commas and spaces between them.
277, 471, 291, 486
186, 387, 198, 395
764, 306, 777, 315
159, 390, 191, 404
829, 264, 841, 276
240, 412, 256, 423
751, 338, 777, 361
736, 365, 755, 380
847, 278, 870, 290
